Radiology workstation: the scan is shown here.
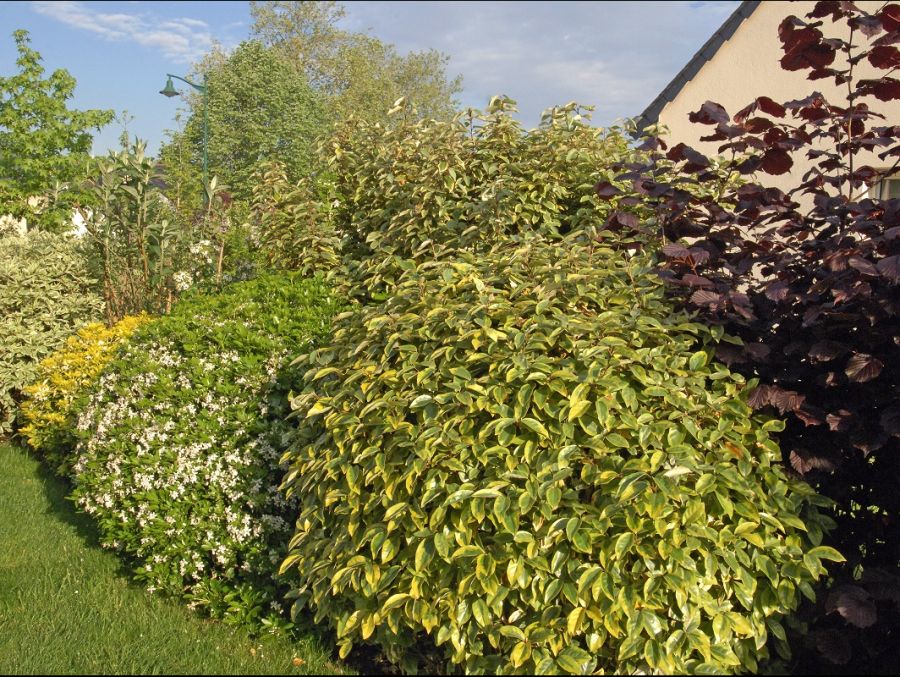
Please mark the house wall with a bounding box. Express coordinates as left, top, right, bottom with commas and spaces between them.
655, 0, 900, 195
0, 207, 89, 236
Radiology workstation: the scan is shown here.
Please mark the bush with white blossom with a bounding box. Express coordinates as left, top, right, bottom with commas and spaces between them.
70, 273, 344, 628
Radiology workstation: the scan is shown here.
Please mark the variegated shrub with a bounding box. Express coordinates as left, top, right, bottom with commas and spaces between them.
0, 230, 103, 435
266, 97, 645, 301
281, 233, 839, 674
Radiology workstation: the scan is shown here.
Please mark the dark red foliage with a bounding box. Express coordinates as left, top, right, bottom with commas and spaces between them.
869, 44, 900, 68
760, 148, 794, 174
605, 210, 639, 232
877, 254, 900, 278
599, 3, 900, 672
814, 629, 852, 665
882, 4, 900, 31
826, 585, 878, 628
845, 352, 885, 382
593, 180, 620, 198
688, 100, 730, 125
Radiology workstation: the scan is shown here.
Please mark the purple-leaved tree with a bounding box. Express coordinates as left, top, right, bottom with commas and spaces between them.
597, 2, 900, 671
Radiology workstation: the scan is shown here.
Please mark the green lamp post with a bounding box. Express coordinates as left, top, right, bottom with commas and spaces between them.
159, 73, 209, 200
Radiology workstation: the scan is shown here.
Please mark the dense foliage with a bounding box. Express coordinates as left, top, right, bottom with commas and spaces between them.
19, 314, 149, 474
172, 41, 327, 202
250, 160, 340, 276
268, 97, 643, 297
0, 29, 113, 231
83, 142, 250, 323
281, 235, 837, 674
0, 230, 103, 435
598, 2, 900, 671
70, 274, 343, 628
83, 141, 181, 322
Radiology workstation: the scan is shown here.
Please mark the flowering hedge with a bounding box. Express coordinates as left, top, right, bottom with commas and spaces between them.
20, 314, 149, 475
70, 273, 343, 628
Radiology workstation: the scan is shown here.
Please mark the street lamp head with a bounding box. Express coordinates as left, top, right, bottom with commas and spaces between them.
160, 71, 209, 204
159, 77, 179, 98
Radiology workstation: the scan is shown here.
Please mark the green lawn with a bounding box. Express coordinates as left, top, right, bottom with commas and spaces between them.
0, 442, 349, 675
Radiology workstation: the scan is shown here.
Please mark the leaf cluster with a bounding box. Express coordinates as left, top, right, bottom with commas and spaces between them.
281, 97, 641, 299
83, 141, 185, 322
281, 236, 836, 674
83, 141, 250, 323
250, 160, 340, 276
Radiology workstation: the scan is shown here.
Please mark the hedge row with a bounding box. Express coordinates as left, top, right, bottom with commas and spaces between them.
12, 98, 845, 675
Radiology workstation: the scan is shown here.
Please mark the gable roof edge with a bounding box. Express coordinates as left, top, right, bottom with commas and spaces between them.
634, 0, 761, 135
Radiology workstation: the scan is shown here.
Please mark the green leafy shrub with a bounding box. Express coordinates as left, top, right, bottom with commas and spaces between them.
329, 98, 632, 251
250, 160, 340, 277
268, 98, 644, 298
84, 141, 245, 323
281, 234, 838, 674
20, 314, 150, 474
0, 230, 103, 435
70, 273, 343, 628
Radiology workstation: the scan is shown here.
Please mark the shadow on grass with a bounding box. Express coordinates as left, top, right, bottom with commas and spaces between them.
14, 440, 439, 676
18, 442, 136, 581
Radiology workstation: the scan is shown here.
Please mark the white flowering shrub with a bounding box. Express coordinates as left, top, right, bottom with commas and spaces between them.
172, 239, 218, 292
71, 273, 344, 628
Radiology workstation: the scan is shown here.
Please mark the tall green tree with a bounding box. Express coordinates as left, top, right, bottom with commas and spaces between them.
156, 111, 202, 218
163, 40, 326, 202
249, 0, 462, 123
0, 29, 113, 231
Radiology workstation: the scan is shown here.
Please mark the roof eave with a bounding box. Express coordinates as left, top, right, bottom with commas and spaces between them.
634, 0, 761, 136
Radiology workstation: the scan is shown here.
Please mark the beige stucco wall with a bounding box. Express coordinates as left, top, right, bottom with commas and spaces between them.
656, 0, 900, 194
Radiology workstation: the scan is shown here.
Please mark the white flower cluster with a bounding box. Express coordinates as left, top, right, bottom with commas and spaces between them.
189, 240, 216, 265
71, 326, 297, 602
172, 271, 193, 292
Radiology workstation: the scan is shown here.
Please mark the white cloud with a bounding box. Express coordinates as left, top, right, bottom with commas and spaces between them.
174, 17, 209, 29
30, 1, 213, 63
337, 0, 742, 127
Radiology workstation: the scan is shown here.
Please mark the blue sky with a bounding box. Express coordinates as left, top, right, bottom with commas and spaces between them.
0, 1, 740, 155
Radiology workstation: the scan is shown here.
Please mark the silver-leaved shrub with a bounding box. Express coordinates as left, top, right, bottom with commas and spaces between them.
71, 273, 343, 628
281, 233, 839, 674
0, 229, 103, 435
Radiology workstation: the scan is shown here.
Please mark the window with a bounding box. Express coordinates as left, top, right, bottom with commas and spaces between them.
872, 174, 900, 200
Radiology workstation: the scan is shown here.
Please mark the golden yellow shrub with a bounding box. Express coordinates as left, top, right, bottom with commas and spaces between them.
20, 314, 150, 474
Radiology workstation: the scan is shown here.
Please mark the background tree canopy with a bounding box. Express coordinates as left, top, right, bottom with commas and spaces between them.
249, 0, 463, 124
0, 29, 113, 231
162, 40, 327, 203
159, 1, 462, 210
